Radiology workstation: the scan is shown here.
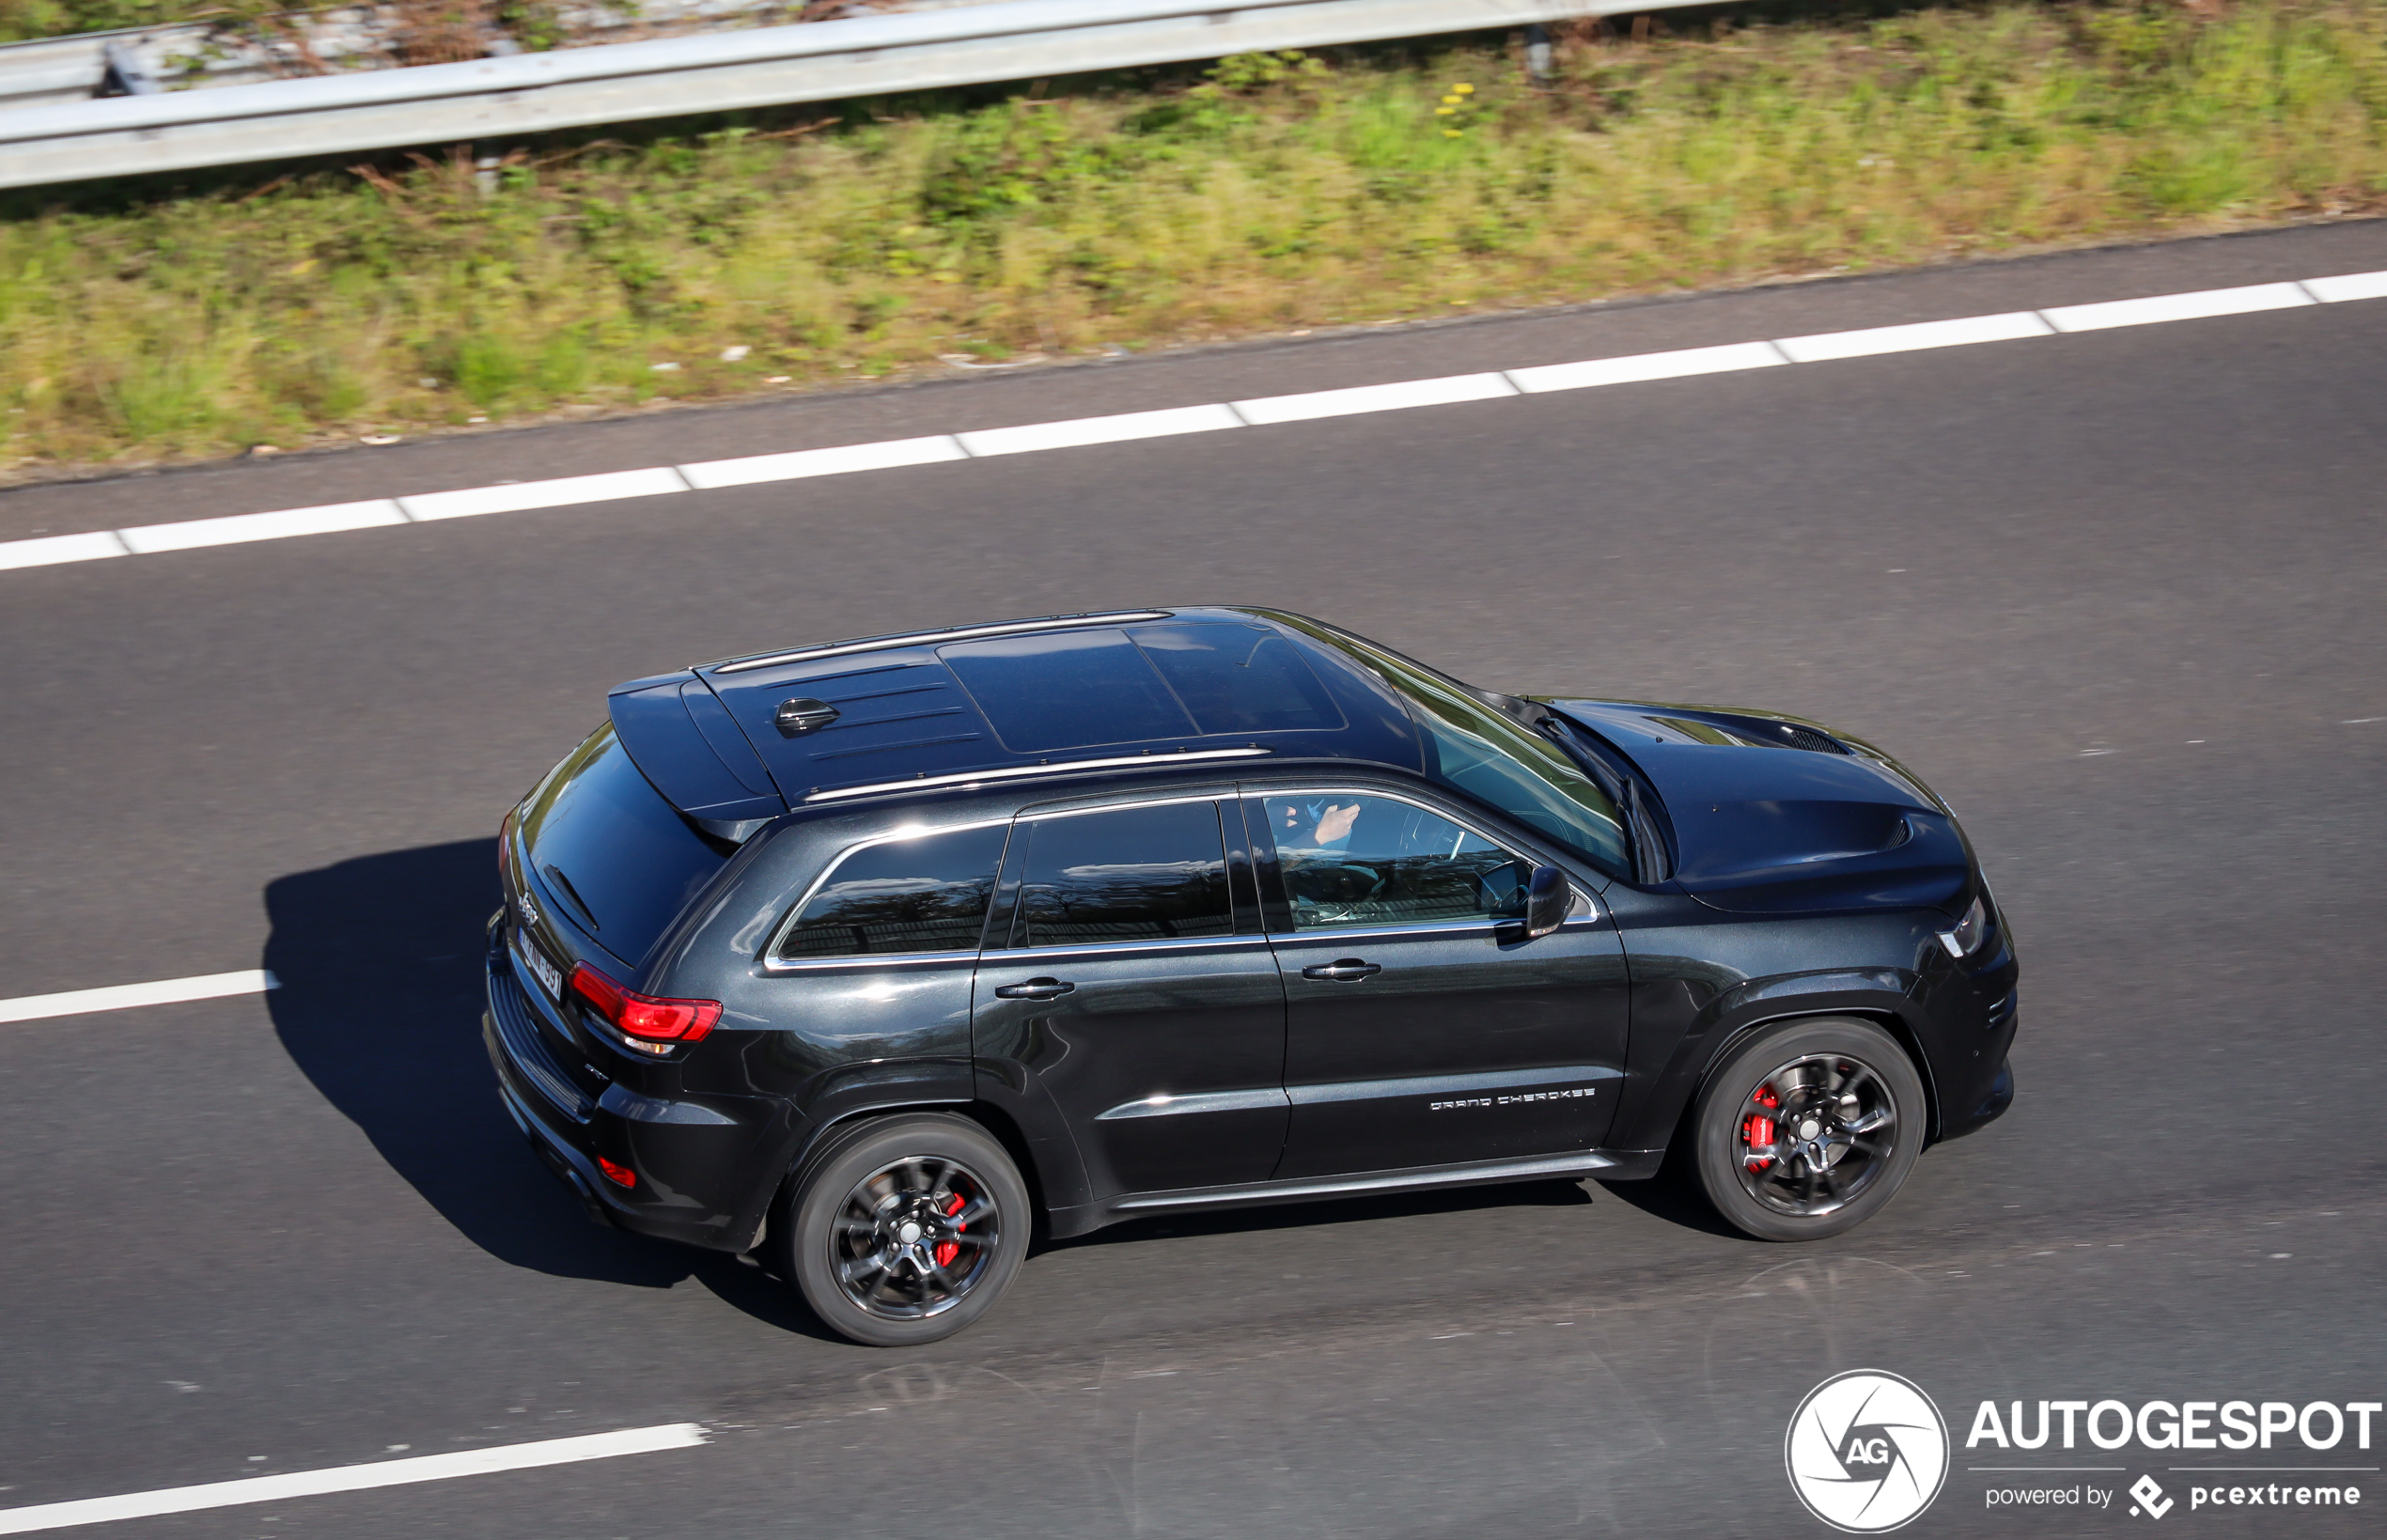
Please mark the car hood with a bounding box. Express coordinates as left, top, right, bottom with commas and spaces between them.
1539, 698, 1972, 916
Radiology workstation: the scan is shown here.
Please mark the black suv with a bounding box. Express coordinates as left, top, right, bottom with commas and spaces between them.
486, 608, 2017, 1346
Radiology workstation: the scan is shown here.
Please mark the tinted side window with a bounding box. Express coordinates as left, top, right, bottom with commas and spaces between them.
1018, 802, 1233, 947
776, 824, 1007, 959
1264, 793, 1529, 930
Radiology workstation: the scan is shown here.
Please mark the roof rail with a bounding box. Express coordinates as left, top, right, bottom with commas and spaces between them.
711, 611, 1175, 675
803, 746, 1268, 803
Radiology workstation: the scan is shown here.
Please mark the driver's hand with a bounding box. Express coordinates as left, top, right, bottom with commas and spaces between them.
1313, 802, 1360, 845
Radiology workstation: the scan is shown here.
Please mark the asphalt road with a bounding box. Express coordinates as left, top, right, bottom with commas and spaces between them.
4, 220, 2384, 1540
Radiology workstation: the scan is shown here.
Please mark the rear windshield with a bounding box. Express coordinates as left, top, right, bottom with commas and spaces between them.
520, 724, 733, 962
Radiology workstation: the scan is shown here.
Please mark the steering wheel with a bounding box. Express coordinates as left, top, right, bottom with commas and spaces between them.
1287, 863, 1387, 920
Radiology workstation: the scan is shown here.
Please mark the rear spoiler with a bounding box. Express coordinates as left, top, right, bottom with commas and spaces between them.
608, 673, 787, 836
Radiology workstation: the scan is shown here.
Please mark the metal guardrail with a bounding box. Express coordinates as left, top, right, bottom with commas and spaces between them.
0, 0, 1615, 190
0, 0, 985, 114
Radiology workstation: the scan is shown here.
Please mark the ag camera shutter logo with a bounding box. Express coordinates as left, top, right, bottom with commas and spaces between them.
1786, 1370, 1951, 1532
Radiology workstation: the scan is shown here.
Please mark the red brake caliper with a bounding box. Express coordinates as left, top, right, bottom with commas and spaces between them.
933, 1191, 966, 1268
1743, 1085, 1780, 1172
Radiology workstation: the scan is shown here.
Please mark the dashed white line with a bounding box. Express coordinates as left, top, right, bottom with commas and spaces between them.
954, 402, 1242, 456
5, 267, 2383, 572
398, 465, 690, 521
1231, 371, 1515, 425
0, 530, 129, 570
117, 499, 408, 553
680, 434, 968, 490
1505, 339, 1787, 392
1772, 310, 2052, 363
2303, 269, 2387, 303
2040, 280, 2313, 333
0, 1424, 707, 1535
0, 970, 280, 1024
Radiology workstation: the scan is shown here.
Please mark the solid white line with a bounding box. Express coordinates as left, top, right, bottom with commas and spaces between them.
2040, 281, 2313, 333
1504, 339, 1787, 393
1773, 310, 2052, 363
0, 970, 278, 1025
0, 1424, 708, 1535
0, 530, 129, 569
954, 402, 1243, 457
1231, 372, 1515, 425
118, 499, 408, 553
679, 434, 968, 490
398, 466, 691, 521
2301, 269, 2387, 303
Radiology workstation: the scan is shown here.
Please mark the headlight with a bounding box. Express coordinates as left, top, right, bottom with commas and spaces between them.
1937, 894, 1988, 959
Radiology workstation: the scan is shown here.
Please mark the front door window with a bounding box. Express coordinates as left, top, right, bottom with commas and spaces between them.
1266, 794, 1530, 931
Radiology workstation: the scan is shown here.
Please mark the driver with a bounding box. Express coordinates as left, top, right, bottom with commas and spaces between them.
1276, 798, 1361, 852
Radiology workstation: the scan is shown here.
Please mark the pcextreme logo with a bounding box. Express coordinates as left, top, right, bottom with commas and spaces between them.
1786, 1370, 1952, 1532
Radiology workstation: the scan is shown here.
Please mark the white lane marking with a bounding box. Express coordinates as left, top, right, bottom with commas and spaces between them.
1504, 339, 1787, 393
1, 267, 2375, 572
954, 402, 1242, 457
1231, 371, 1515, 425
0, 970, 279, 1025
0, 1424, 708, 1535
117, 500, 408, 554
398, 466, 691, 521
0, 530, 129, 569
2040, 281, 2313, 333
1773, 310, 2052, 363
2302, 269, 2387, 303
679, 435, 967, 490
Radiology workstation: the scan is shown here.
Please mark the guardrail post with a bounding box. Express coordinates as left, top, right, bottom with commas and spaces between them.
1522, 21, 1552, 86
98, 39, 161, 96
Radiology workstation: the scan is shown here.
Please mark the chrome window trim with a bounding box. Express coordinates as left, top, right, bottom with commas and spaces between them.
992, 932, 1270, 963
1250, 784, 1600, 932
761, 947, 983, 975
765, 816, 1012, 967
1019, 791, 1228, 822
803, 747, 1270, 803
713, 612, 1175, 674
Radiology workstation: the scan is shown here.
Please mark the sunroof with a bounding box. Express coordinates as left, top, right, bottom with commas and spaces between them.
1131, 623, 1345, 735
942, 630, 1196, 752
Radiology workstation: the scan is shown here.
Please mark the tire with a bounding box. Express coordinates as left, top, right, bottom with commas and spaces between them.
1691, 1016, 1927, 1242
772, 1112, 1031, 1347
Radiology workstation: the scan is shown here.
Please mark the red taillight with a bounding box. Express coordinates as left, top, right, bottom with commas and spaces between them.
568, 964, 721, 1044
596, 1156, 637, 1188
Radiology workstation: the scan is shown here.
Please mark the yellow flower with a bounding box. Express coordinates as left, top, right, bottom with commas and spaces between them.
1435, 105, 1455, 115
1453, 82, 1474, 94
1442, 95, 1460, 105
1443, 128, 1462, 137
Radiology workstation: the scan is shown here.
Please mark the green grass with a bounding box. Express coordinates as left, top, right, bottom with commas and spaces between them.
8, 0, 2387, 472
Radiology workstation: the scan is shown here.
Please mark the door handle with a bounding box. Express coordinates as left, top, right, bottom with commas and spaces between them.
994, 977, 1076, 1001
1301, 959, 1381, 983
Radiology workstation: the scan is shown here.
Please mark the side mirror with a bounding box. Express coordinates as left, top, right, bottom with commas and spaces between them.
1523, 864, 1569, 939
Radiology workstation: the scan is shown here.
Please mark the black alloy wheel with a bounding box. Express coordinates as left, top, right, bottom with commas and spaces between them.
775, 1112, 1031, 1346
1691, 1017, 1926, 1242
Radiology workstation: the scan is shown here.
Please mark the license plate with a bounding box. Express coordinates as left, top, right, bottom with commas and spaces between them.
516, 934, 563, 1001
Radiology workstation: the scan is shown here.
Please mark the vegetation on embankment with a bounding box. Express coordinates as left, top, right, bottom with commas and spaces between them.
8, 0, 2387, 474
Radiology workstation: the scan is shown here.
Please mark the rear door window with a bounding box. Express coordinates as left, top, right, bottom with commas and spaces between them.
1015, 801, 1233, 947
520, 725, 734, 962
775, 824, 1008, 959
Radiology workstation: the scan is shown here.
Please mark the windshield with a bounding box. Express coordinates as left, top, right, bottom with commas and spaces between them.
520, 724, 735, 963
1285, 622, 1630, 879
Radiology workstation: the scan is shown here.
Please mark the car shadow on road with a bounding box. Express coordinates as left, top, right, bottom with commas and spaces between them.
260, 837, 846, 1343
